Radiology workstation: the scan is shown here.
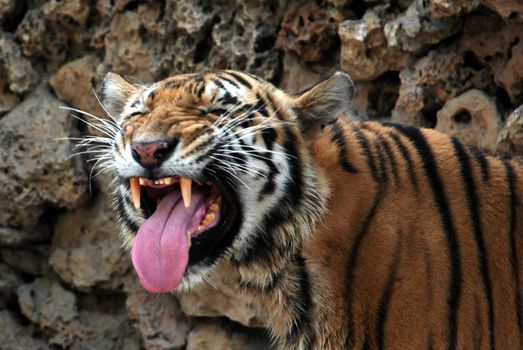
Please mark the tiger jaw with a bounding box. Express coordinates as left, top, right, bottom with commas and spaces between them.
123, 170, 241, 292
128, 175, 223, 240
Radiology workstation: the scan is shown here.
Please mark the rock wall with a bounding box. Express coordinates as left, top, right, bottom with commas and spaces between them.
0, 0, 522, 349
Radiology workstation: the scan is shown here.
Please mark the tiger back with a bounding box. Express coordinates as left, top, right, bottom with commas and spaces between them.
98, 70, 523, 349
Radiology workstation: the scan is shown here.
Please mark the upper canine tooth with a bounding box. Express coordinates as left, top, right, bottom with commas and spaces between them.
164, 177, 172, 185
180, 177, 192, 208
130, 177, 141, 209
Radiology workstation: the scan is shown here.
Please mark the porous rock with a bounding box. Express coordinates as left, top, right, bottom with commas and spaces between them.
435, 89, 501, 153
49, 55, 105, 117
0, 263, 22, 307
392, 46, 494, 126
17, 277, 139, 349
0, 86, 87, 227
460, 12, 523, 103
277, 2, 348, 62
0, 33, 38, 94
126, 290, 192, 350
427, 0, 479, 17
0, 225, 50, 247
0, 245, 49, 276
168, 1, 284, 81
496, 106, 523, 155
0, 0, 15, 23
15, 8, 67, 61
186, 320, 271, 350
0, 310, 49, 350
339, 0, 461, 81
41, 0, 90, 27
17, 278, 78, 330
50, 195, 129, 290
482, 0, 523, 20
103, 7, 168, 82
339, 6, 410, 81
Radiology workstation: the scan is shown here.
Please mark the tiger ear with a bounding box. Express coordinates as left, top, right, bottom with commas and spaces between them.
101, 72, 139, 118
293, 72, 355, 138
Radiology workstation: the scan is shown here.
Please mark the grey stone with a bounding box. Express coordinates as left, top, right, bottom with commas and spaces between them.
0, 85, 88, 227
0, 33, 38, 94
0, 310, 49, 350
186, 320, 271, 350
50, 194, 129, 290
126, 290, 192, 350
436, 89, 501, 154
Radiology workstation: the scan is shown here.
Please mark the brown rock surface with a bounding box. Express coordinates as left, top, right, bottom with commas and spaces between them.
186, 320, 271, 350
496, 106, 523, 155
49, 55, 105, 117
460, 12, 523, 103
277, 2, 348, 62
339, 6, 411, 81
0, 86, 87, 227
0, 33, 38, 94
50, 195, 129, 290
0, 310, 49, 350
392, 46, 494, 126
339, 0, 460, 81
436, 89, 501, 153
126, 291, 192, 350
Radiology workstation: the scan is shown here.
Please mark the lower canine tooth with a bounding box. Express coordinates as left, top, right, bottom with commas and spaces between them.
130, 177, 141, 209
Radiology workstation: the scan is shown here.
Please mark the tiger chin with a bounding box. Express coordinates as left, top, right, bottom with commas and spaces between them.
100, 70, 523, 349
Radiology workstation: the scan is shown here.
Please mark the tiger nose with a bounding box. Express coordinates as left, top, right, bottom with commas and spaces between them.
131, 140, 175, 168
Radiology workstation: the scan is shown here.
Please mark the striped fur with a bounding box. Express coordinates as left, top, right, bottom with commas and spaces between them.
101, 70, 523, 349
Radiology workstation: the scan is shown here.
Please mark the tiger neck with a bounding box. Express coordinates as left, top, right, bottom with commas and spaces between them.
224, 125, 336, 347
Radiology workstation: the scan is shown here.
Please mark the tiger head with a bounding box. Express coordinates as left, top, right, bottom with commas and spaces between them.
101, 70, 354, 292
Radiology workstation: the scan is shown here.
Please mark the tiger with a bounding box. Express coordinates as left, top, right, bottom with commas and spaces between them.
96, 69, 523, 349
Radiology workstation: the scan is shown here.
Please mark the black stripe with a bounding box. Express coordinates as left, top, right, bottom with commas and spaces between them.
374, 139, 389, 186
219, 91, 239, 106
218, 76, 240, 88
452, 138, 494, 350
344, 135, 386, 348
380, 136, 400, 188
226, 71, 252, 89
115, 191, 139, 233
351, 125, 379, 181
473, 148, 490, 182
212, 79, 226, 90
254, 93, 269, 117
237, 127, 302, 265
286, 254, 313, 346
503, 159, 521, 331
388, 131, 418, 188
240, 269, 283, 293
330, 122, 359, 173
392, 124, 461, 350
375, 231, 402, 350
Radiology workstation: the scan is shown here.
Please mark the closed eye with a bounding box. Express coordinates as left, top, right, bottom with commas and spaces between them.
129, 111, 143, 117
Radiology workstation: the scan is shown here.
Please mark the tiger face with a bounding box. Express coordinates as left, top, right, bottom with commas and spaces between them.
101, 70, 354, 293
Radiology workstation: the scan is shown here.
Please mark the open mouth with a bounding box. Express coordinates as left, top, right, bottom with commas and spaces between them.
127, 173, 240, 293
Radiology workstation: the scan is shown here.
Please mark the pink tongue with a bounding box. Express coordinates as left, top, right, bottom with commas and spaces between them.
131, 190, 204, 292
